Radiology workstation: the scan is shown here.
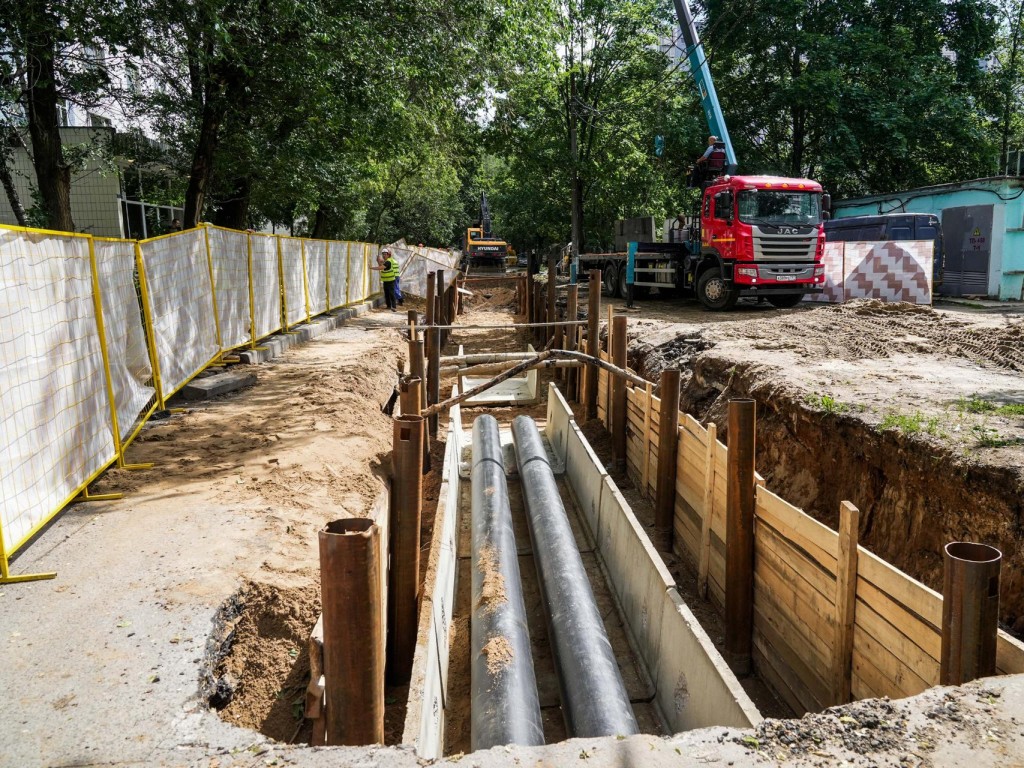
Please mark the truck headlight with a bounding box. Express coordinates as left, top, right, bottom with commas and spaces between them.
737, 266, 758, 278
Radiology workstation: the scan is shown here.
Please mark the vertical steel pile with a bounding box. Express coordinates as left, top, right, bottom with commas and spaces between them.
510, 415, 639, 738
470, 415, 544, 751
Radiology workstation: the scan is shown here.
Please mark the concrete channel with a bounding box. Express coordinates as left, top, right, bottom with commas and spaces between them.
401, 384, 760, 757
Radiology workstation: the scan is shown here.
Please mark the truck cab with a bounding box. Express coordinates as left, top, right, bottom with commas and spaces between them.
690, 175, 827, 309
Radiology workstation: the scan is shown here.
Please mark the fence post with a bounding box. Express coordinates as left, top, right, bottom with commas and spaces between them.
832, 500, 860, 705
436, 269, 446, 346
725, 398, 756, 676
247, 234, 257, 346
697, 421, 717, 599
654, 369, 681, 551
611, 315, 628, 469
425, 271, 436, 326
940, 542, 1002, 685
135, 242, 166, 409
387, 415, 424, 684
301, 239, 311, 323
319, 518, 384, 745
202, 225, 224, 351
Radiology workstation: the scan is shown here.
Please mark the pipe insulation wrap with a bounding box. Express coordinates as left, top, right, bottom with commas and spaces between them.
511, 415, 640, 738
470, 414, 545, 751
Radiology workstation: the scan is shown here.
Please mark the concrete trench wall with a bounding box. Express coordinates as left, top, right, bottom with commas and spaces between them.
401, 384, 760, 758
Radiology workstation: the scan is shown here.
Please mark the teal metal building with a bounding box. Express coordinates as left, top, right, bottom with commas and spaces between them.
834, 177, 1024, 300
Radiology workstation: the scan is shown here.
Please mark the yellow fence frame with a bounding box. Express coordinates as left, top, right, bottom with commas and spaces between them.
0, 222, 394, 583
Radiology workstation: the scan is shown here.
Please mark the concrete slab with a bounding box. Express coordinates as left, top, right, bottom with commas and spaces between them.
564, 421, 607, 538
656, 587, 762, 732
595, 475, 673, 683
177, 370, 257, 401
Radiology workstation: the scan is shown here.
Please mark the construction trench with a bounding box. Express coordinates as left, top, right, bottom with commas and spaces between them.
219, 268, 1024, 765
5, 270, 1024, 767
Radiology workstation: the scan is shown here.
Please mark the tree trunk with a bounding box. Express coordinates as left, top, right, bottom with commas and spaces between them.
790, 50, 805, 178
1001, 1, 1024, 172
182, 92, 226, 228
213, 175, 251, 229
24, 10, 74, 231
0, 143, 27, 227
312, 205, 331, 239
568, 70, 585, 256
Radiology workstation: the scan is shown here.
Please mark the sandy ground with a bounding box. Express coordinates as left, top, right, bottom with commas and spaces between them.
617, 296, 1024, 464
0, 308, 408, 767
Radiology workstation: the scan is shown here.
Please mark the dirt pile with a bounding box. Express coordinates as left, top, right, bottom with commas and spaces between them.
205, 578, 319, 742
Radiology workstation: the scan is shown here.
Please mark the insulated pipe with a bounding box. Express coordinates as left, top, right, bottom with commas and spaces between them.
470, 415, 544, 751
510, 415, 639, 739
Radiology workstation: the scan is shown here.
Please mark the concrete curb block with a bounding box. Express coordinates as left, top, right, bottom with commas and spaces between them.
236, 299, 381, 366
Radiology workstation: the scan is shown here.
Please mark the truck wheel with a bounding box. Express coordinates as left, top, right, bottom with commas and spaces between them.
697, 269, 738, 310
603, 265, 617, 296
767, 293, 805, 308
617, 263, 629, 298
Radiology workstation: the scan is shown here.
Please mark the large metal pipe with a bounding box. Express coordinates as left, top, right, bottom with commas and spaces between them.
510, 415, 639, 739
470, 415, 544, 751
941, 541, 1001, 685
387, 415, 424, 684
319, 518, 384, 745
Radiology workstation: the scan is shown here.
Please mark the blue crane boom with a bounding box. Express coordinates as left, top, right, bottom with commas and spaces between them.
670, 0, 738, 174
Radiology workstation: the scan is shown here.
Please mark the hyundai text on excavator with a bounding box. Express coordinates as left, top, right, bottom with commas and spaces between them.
578, 0, 830, 310
464, 192, 510, 272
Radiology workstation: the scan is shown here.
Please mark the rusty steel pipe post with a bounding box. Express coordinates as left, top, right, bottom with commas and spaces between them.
427, 327, 441, 437
546, 253, 558, 349
409, 338, 427, 412
425, 271, 436, 327
610, 315, 628, 469
725, 398, 756, 676
436, 269, 446, 347
387, 415, 424, 685
586, 270, 601, 418
940, 542, 1002, 685
400, 376, 430, 473
565, 285, 579, 400
654, 369, 682, 551
319, 518, 384, 745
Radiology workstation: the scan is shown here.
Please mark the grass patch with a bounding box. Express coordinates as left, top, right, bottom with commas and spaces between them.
880, 411, 945, 437
804, 393, 849, 414
956, 395, 1024, 417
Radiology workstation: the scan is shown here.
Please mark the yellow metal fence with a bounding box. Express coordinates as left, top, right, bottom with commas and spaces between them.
0, 222, 388, 583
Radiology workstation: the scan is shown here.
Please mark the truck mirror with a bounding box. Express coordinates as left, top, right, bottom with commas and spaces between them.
823, 211, 832, 221
822, 193, 831, 211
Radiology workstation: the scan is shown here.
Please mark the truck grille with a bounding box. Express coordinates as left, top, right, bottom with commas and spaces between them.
752, 229, 817, 261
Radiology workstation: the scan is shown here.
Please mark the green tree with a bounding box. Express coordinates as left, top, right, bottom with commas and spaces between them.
0, 0, 142, 230
700, 0, 999, 196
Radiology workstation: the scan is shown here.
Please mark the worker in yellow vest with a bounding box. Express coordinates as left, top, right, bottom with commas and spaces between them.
371, 248, 400, 310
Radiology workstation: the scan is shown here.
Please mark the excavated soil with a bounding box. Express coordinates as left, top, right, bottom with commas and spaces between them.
625, 299, 1024, 630
92, 314, 406, 743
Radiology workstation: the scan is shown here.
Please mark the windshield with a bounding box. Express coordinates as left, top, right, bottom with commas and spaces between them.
738, 190, 821, 226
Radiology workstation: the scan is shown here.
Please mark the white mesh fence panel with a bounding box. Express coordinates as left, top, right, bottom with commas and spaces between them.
280, 237, 306, 327
250, 233, 282, 339
347, 242, 368, 304
94, 238, 155, 442
138, 230, 220, 398
328, 241, 349, 308
206, 226, 251, 348
305, 239, 328, 316
0, 228, 116, 556
368, 243, 381, 294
